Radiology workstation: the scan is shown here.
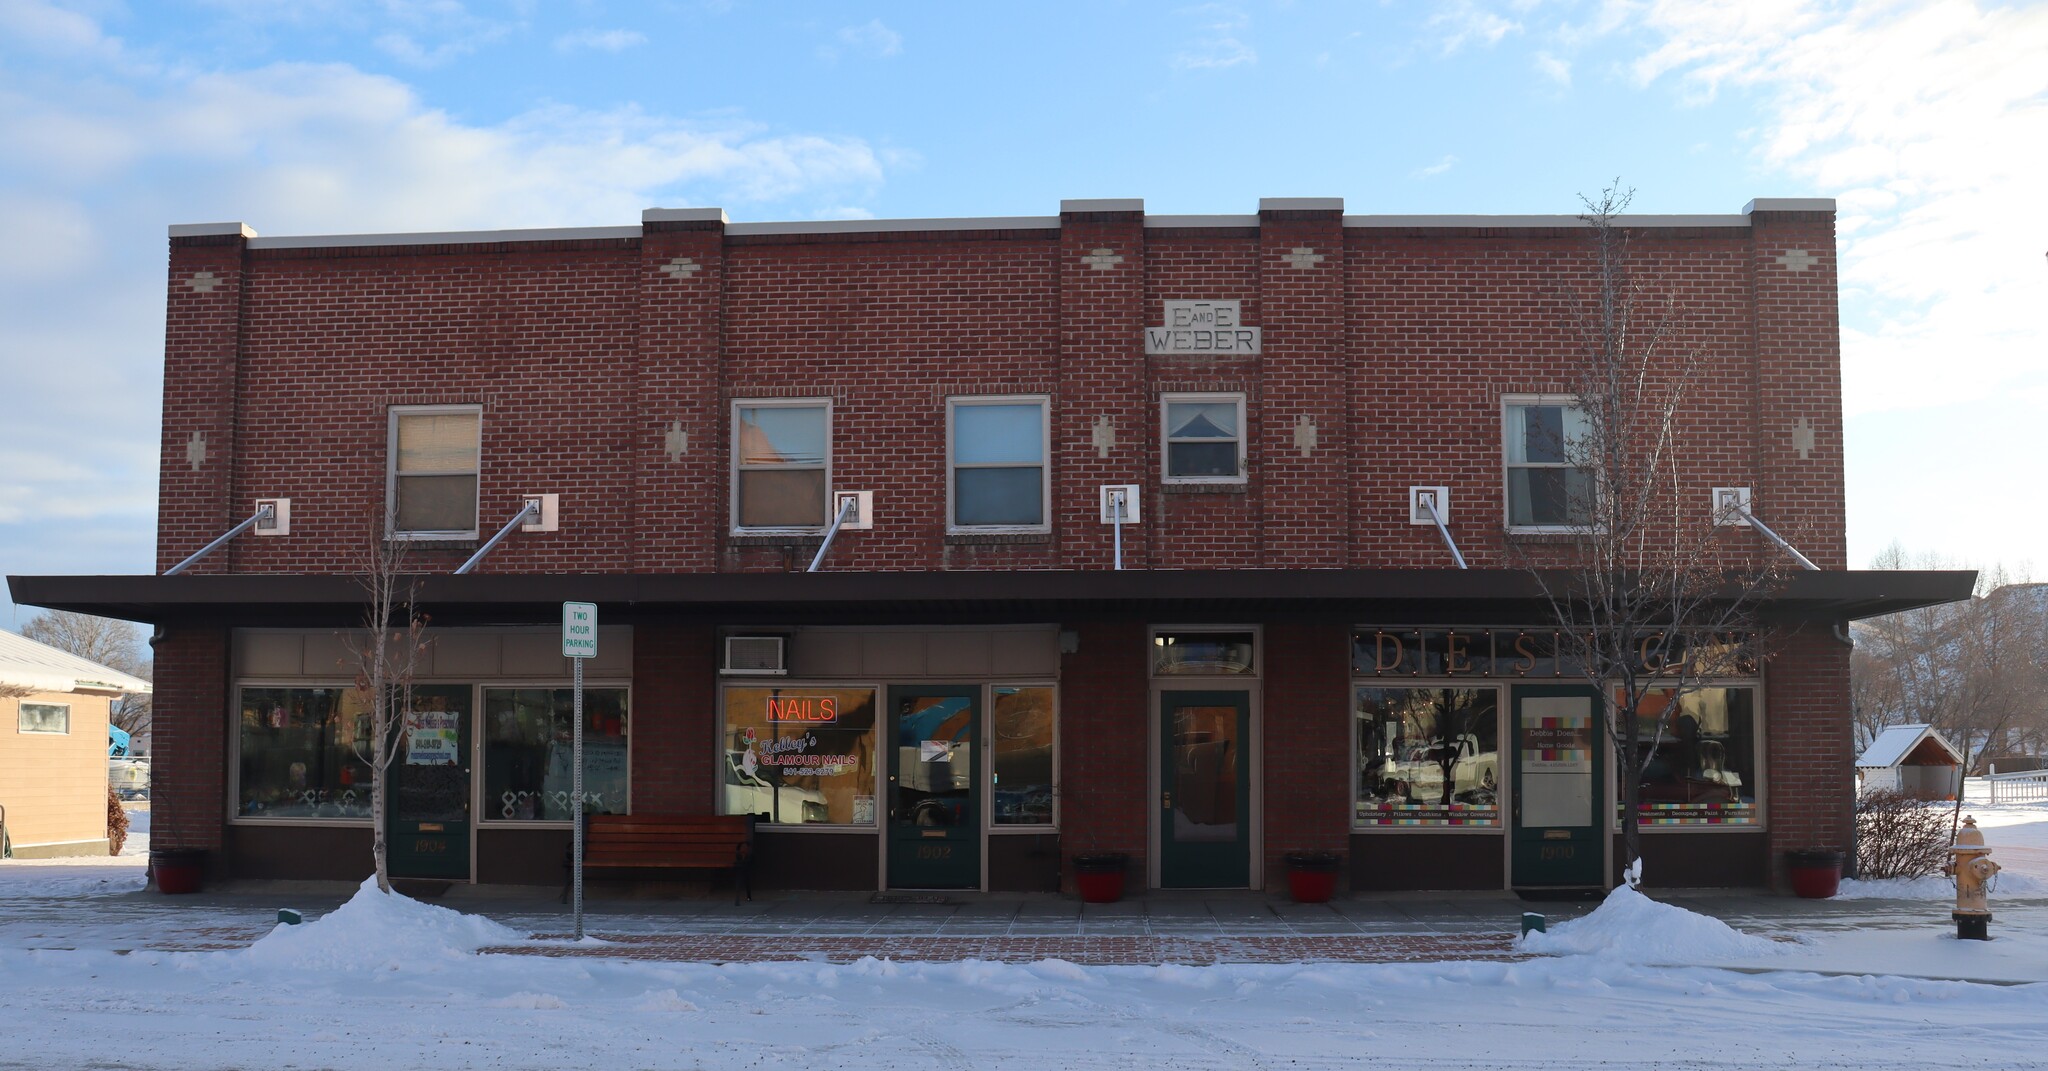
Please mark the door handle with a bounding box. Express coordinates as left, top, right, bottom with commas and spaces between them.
1162, 791, 1172, 810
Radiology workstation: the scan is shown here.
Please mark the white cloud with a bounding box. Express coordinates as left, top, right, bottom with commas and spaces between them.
1429, 0, 1519, 54
831, 19, 902, 59
0, 24, 895, 585
555, 28, 648, 53
1613, 0, 2048, 419
0, 0, 114, 55
1533, 50, 1571, 85
1411, 155, 1459, 180
1171, 4, 1258, 70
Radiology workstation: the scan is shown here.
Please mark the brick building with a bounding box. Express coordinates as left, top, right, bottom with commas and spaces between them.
11, 197, 1971, 894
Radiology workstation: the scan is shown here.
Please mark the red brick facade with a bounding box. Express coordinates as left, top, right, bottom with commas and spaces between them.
140, 198, 1855, 893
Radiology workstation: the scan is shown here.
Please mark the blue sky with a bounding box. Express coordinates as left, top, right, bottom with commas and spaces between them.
2, 0, 2044, 626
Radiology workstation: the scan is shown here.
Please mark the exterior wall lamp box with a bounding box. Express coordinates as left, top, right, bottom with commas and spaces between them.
834, 491, 874, 530
1408, 486, 1450, 525
253, 498, 290, 536
1099, 485, 1141, 524
521, 494, 560, 532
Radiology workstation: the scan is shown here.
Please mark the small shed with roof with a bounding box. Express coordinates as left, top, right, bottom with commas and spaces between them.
1, 630, 152, 858
1857, 724, 1963, 801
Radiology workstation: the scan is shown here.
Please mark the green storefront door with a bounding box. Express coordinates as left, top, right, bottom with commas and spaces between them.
387, 684, 472, 880
1510, 686, 1605, 890
1159, 689, 1251, 889
886, 686, 980, 889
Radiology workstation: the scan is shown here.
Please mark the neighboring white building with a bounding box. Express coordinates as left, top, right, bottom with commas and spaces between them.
0, 630, 152, 857
1855, 724, 1963, 801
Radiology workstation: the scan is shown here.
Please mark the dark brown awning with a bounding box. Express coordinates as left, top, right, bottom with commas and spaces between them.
8, 568, 1977, 628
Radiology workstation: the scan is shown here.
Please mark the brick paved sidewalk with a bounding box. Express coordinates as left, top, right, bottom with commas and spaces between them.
482, 932, 1526, 965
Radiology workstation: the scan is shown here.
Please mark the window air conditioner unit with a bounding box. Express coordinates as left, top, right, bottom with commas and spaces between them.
722, 635, 787, 676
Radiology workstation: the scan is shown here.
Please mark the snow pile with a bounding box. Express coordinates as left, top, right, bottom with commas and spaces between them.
1521, 882, 1786, 962
243, 877, 524, 971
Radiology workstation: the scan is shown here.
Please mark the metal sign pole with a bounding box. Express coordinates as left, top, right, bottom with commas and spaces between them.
572, 651, 585, 940
562, 600, 596, 942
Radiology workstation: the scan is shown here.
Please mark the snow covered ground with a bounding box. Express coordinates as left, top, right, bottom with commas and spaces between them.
1, 804, 2045, 1068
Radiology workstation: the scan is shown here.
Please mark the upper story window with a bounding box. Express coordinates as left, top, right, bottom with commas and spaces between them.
733, 400, 830, 530
388, 405, 481, 539
948, 396, 1050, 532
1503, 396, 1595, 530
18, 702, 69, 734
1161, 393, 1246, 484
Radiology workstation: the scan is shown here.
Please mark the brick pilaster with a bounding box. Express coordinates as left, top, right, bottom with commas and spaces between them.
634, 209, 728, 571
159, 224, 251, 573
1257, 199, 1350, 566
148, 625, 229, 864
1764, 626, 1854, 889
631, 622, 718, 814
1057, 201, 1151, 568
1750, 200, 1846, 569
1057, 620, 1149, 885
1261, 621, 1351, 884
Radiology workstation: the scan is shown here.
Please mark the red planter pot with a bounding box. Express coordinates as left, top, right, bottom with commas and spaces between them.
150, 850, 206, 895
1073, 854, 1129, 903
1288, 868, 1339, 904
1285, 852, 1344, 903
1786, 850, 1843, 899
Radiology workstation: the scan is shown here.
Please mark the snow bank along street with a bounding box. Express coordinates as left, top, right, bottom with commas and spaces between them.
2, 801, 2046, 1068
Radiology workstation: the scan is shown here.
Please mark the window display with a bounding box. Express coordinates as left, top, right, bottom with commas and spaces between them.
1622, 687, 1758, 826
482, 687, 629, 821
1355, 687, 1501, 828
991, 686, 1055, 826
721, 686, 878, 826
237, 686, 373, 818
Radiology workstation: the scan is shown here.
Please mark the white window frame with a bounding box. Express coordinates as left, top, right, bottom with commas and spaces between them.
730, 398, 833, 534
386, 404, 482, 540
18, 701, 70, 734
946, 395, 1052, 534
1501, 394, 1596, 534
1160, 392, 1247, 485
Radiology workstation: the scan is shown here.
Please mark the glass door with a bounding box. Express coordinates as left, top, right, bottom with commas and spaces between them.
1510, 686, 1604, 889
1158, 689, 1251, 888
386, 684, 472, 880
886, 686, 980, 889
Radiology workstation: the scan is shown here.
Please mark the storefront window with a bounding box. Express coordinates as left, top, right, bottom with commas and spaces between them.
991, 686, 1055, 826
482, 687, 629, 821
721, 686, 878, 826
237, 687, 373, 818
1355, 687, 1500, 828
1622, 687, 1758, 827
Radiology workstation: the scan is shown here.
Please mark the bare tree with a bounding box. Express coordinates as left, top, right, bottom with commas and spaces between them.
1854, 553, 2046, 839
343, 526, 430, 894
1509, 183, 1788, 880
20, 610, 147, 675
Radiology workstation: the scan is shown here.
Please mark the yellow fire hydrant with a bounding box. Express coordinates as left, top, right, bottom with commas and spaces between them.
1942, 815, 2000, 941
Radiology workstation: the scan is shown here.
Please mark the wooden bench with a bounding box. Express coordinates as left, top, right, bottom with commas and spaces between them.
564, 814, 756, 905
